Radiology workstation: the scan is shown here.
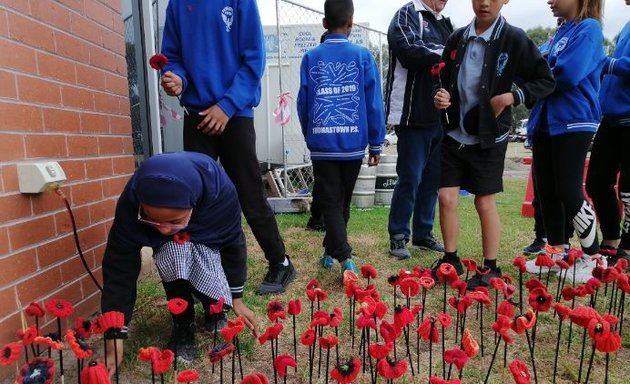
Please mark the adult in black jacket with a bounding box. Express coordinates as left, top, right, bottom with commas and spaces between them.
385, 0, 453, 259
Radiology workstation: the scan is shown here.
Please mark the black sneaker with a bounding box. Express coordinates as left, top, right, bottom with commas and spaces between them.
255, 257, 296, 295
466, 267, 502, 291
430, 255, 464, 279
412, 233, 445, 253
306, 216, 326, 232
202, 313, 228, 335
611, 248, 630, 272
523, 238, 547, 255
167, 323, 196, 363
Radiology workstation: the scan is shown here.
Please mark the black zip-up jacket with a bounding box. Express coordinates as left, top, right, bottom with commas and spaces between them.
440, 18, 555, 148
385, 2, 453, 127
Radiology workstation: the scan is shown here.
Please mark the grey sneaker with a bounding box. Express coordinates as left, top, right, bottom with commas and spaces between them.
167, 322, 196, 363
412, 233, 445, 253
389, 234, 411, 260
255, 257, 296, 295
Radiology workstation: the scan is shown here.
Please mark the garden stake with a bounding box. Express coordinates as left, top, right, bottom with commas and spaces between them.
605, 351, 610, 384
567, 295, 577, 352
577, 327, 588, 383
56, 318, 64, 379
113, 336, 120, 384
291, 315, 297, 368
325, 345, 330, 384
403, 327, 414, 376
335, 327, 340, 366
441, 325, 445, 378
428, 321, 434, 380
236, 336, 244, 379
584, 342, 596, 384
503, 339, 508, 368
552, 316, 563, 383
482, 338, 503, 384
480, 303, 485, 357
525, 329, 538, 384
518, 269, 524, 313
220, 357, 224, 384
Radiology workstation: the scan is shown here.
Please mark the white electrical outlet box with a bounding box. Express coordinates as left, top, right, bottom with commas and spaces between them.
17, 162, 67, 193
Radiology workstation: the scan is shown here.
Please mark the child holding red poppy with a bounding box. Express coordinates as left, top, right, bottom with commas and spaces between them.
297, 0, 385, 278
433, 0, 555, 290
101, 152, 258, 372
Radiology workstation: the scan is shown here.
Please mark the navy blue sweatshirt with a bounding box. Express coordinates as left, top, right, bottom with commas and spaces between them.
161, 0, 265, 117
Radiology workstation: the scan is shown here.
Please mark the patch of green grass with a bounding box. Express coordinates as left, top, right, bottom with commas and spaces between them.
125, 179, 629, 383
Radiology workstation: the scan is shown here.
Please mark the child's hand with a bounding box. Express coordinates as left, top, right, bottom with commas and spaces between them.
368, 154, 380, 167
490, 93, 515, 117
434, 88, 451, 110
198, 105, 229, 135
161, 71, 183, 96
232, 298, 259, 337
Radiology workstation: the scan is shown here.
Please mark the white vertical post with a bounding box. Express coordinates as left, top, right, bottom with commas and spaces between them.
275, 0, 288, 197
142, 0, 162, 154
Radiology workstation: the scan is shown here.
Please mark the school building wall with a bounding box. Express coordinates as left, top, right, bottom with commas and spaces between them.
0, 0, 133, 376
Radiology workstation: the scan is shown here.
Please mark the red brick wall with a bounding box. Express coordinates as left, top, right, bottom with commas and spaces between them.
0, 0, 134, 371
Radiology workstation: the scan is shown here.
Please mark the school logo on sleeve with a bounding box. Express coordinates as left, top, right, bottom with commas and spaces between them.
553, 37, 568, 56
221, 6, 234, 32
496, 52, 508, 77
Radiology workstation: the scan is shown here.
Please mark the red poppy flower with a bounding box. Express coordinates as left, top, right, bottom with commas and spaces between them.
492, 315, 513, 343
497, 300, 515, 318
306, 278, 320, 290
411, 304, 423, 316
306, 287, 328, 302
618, 274, 630, 293
74, 317, 93, 339
241, 373, 269, 384
509, 359, 531, 384
503, 284, 516, 299
556, 259, 571, 270
461, 258, 477, 273
300, 328, 316, 346
377, 357, 408, 379
167, 298, 189, 315
16, 325, 38, 346
149, 53, 169, 70
393, 305, 415, 331
330, 358, 361, 383
436, 263, 458, 284
444, 348, 468, 370
273, 354, 297, 378
329, 307, 343, 328
512, 256, 527, 273
512, 310, 536, 335
380, 320, 399, 344
566, 248, 585, 264
319, 335, 339, 349
92, 311, 125, 334
418, 317, 439, 343
399, 277, 420, 297
569, 306, 601, 327
65, 329, 94, 360
430, 377, 461, 384
288, 300, 302, 316
449, 49, 458, 61
413, 266, 432, 278
431, 62, 446, 76
614, 257, 628, 272
152, 349, 175, 374
462, 328, 479, 357
468, 290, 491, 305
374, 301, 388, 319
357, 315, 376, 330
561, 287, 577, 301
80, 360, 109, 384
311, 311, 331, 328
207, 343, 235, 363
266, 300, 287, 322
420, 276, 436, 289
388, 275, 401, 286
451, 280, 468, 297
33, 336, 64, 350
0, 342, 21, 366
553, 303, 571, 321
601, 267, 620, 284
343, 270, 360, 288
437, 313, 452, 328
173, 231, 190, 245
525, 279, 545, 291
368, 342, 393, 360
345, 283, 358, 299
16, 357, 55, 384
221, 317, 245, 343
25, 302, 45, 317
585, 278, 601, 293
361, 265, 378, 280
258, 323, 284, 344
489, 277, 506, 291
209, 297, 225, 315
177, 369, 200, 383
528, 287, 553, 312
534, 254, 556, 268
45, 299, 73, 318
138, 347, 160, 362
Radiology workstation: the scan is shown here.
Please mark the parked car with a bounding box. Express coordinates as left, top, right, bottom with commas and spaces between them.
510, 119, 528, 143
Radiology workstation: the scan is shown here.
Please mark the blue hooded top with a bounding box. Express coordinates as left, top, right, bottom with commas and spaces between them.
101, 152, 244, 324
161, 0, 265, 117
600, 21, 630, 126
528, 19, 606, 138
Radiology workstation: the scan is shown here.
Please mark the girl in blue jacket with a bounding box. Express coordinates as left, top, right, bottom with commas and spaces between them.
586, 0, 630, 268
528, 0, 606, 283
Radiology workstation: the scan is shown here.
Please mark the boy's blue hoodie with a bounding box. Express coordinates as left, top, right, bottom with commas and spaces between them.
297, 34, 385, 160
528, 19, 606, 137
600, 21, 630, 126
161, 0, 265, 117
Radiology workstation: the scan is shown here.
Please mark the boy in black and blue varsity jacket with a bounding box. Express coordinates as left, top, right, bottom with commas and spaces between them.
297, 0, 385, 277
528, 0, 606, 284
433, 0, 555, 290
586, 2, 630, 268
